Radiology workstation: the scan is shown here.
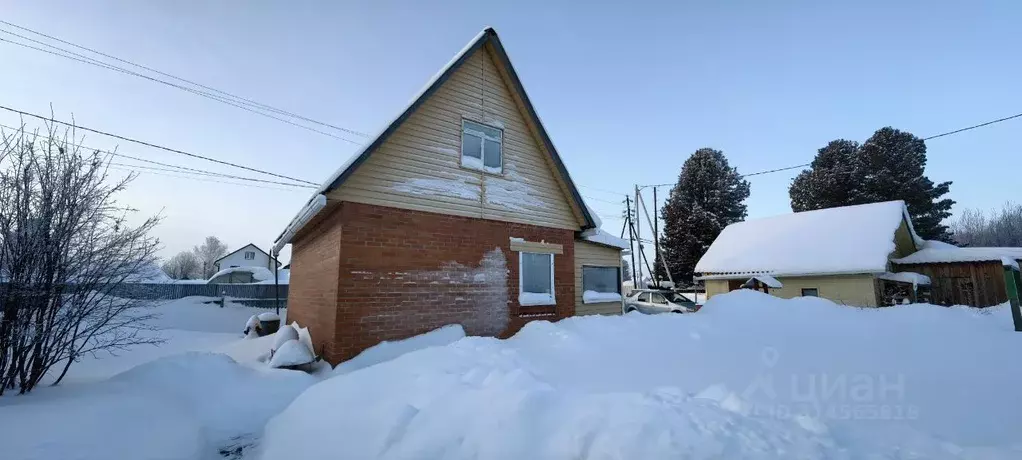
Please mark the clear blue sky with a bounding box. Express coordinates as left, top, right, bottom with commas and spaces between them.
2, 1, 1019, 263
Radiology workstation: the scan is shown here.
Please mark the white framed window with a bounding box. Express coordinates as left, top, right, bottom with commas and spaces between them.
244, 251, 255, 260
461, 119, 502, 174
519, 252, 555, 306
582, 265, 622, 303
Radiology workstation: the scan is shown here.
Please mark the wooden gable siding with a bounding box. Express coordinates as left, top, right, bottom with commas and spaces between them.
895, 261, 1008, 307
329, 46, 580, 230
574, 241, 623, 315
892, 218, 918, 260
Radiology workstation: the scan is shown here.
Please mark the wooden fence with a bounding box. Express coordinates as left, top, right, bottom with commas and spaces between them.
110, 283, 289, 308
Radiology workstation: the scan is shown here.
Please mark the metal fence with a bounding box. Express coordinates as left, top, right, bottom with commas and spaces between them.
111, 283, 289, 308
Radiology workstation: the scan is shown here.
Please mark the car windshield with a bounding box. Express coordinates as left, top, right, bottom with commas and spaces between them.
665, 292, 693, 303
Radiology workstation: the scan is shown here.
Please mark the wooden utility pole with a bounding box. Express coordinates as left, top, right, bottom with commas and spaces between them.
625, 196, 638, 284
635, 185, 642, 286
653, 186, 660, 288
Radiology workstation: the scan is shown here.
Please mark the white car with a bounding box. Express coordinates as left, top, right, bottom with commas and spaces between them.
623, 289, 701, 314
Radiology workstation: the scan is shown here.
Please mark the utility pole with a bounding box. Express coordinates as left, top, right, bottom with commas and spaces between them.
625, 196, 638, 284
637, 189, 674, 288
653, 186, 660, 288
635, 185, 642, 286
271, 251, 281, 316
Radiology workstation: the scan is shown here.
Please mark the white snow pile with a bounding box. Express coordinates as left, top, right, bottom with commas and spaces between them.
696, 200, 915, 276
260, 290, 1022, 459
333, 324, 466, 376
2, 353, 317, 460
582, 290, 622, 303
255, 268, 290, 284
877, 271, 931, 287
269, 339, 316, 369
894, 244, 1022, 266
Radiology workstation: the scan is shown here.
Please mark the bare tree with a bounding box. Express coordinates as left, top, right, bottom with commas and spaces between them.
952, 203, 1022, 247
162, 251, 201, 280
193, 236, 228, 279
0, 123, 161, 394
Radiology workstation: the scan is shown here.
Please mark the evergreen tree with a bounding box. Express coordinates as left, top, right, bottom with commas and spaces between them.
790, 140, 859, 212
621, 259, 632, 281
788, 127, 954, 241
659, 148, 751, 284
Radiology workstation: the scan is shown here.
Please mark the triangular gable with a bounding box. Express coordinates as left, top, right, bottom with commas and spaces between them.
311, 28, 595, 230
215, 243, 271, 264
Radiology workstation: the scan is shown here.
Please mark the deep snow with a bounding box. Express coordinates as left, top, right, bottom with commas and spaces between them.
0, 297, 304, 460
259, 291, 1022, 459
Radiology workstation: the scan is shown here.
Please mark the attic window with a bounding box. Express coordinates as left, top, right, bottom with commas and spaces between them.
461, 119, 502, 174
244, 251, 255, 260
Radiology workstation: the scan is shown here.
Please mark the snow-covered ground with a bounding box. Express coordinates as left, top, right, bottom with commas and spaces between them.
0, 297, 303, 460
5, 291, 1022, 459
260, 291, 1022, 459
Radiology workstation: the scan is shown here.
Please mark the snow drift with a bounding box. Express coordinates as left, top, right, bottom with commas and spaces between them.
259, 291, 1022, 459
3, 353, 317, 460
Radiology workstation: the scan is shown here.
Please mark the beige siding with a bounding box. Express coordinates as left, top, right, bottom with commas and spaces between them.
574, 241, 623, 316
329, 45, 581, 230
892, 218, 918, 260
704, 274, 879, 307
705, 279, 729, 298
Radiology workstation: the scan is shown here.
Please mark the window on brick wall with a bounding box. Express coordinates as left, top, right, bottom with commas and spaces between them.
461, 119, 502, 174
519, 252, 555, 306
582, 266, 622, 303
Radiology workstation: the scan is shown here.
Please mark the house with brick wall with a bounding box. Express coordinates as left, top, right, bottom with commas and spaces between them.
272, 27, 628, 365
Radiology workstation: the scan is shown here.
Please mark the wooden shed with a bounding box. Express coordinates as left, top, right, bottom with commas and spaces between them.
892, 246, 1022, 307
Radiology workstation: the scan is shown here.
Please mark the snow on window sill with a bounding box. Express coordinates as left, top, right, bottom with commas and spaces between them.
461, 155, 503, 176
582, 290, 622, 304
519, 292, 555, 306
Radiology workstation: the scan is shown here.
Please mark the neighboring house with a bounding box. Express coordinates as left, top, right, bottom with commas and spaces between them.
213, 243, 279, 272
695, 201, 924, 307
892, 243, 1022, 307
273, 28, 625, 364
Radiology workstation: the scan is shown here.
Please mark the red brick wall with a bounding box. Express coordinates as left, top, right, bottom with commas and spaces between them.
287, 201, 576, 365
286, 206, 343, 360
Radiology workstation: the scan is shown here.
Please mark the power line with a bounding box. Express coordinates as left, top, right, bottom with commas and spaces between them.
0, 104, 321, 186
0, 20, 370, 139
638, 111, 1022, 188
0, 33, 364, 145
921, 112, 1022, 141
581, 194, 624, 206
106, 165, 309, 193
0, 121, 314, 188
578, 183, 628, 196
108, 162, 315, 188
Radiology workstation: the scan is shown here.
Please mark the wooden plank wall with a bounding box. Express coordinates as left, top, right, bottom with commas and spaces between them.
894, 262, 1007, 307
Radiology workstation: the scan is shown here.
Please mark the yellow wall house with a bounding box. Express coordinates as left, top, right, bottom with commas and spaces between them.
695, 200, 923, 307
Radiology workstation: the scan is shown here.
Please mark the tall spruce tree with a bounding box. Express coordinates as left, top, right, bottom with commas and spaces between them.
788, 127, 954, 241
658, 148, 750, 284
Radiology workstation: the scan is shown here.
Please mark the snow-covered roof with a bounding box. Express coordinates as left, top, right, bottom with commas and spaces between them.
878, 272, 931, 287
748, 275, 782, 288
208, 266, 275, 283
274, 28, 595, 248
695, 201, 918, 278
580, 228, 629, 250
893, 246, 1022, 265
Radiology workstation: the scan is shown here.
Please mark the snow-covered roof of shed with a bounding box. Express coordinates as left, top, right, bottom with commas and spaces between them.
275, 27, 595, 245
892, 246, 1022, 265
695, 200, 917, 277
580, 228, 629, 250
